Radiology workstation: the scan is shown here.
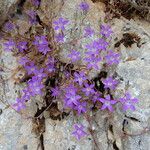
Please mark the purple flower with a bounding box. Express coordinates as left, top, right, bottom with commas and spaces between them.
55, 33, 65, 43
100, 24, 113, 38
64, 93, 81, 108
65, 84, 78, 95
38, 44, 51, 55
27, 10, 37, 24
31, 0, 40, 6
33, 35, 50, 55
92, 92, 101, 103
33, 36, 48, 46
53, 17, 69, 31
68, 50, 81, 63
45, 64, 56, 73
74, 71, 87, 86
18, 56, 29, 66
85, 38, 108, 51
46, 56, 55, 64
82, 83, 95, 96
85, 43, 93, 51
12, 98, 26, 111
25, 62, 38, 75
46, 56, 55, 65
51, 86, 60, 97
102, 77, 118, 90
84, 27, 94, 37
79, 2, 89, 11
3, 39, 16, 51
94, 38, 108, 51
17, 41, 28, 52
105, 50, 120, 65
119, 92, 138, 111
85, 49, 99, 58
74, 102, 87, 115
22, 87, 32, 101
45, 57, 56, 73
72, 124, 87, 140
34, 68, 47, 80
64, 71, 71, 78
99, 95, 117, 112
84, 56, 101, 70
4, 21, 15, 31
28, 77, 44, 96
64, 84, 80, 108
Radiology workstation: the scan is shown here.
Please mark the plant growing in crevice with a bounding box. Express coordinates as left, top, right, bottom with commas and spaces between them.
1, 0, 139, 149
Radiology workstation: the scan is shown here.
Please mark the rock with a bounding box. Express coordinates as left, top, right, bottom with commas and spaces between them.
44, 114, 93, 150
114, 18, 150, 150
0, 42, 39, 150
0, 0, 18, 26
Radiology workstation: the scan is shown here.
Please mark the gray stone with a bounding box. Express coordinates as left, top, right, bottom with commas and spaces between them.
0, 0, 18, 26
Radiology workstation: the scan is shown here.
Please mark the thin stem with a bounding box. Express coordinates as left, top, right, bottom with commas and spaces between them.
84, 113, 101, 150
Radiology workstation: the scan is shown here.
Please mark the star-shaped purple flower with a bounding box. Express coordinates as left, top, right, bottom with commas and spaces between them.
4, 21, 15, 31
74, 71, 87, 86
18, 56, 29, 66
79, 2, 89, 11
22, 87, 32, 101
13, 98, 26, 111
102, 77, 118, 90
31, 0, 40, 6
84, 55, 101, 70
17, 41, 28, 52
105, 50, 120, 65
64, 93, 81, 108
99, 95, 117, 112
84, 27, 94, 37
92, 92, 101, 103
94, 38, 108, 51
27, 10, 37, 24
51, 86, 60, 97
72, 124, 87, 140
53, 17, 69, 31
28, 77, 44, 96
85, 38, 108, 52
100, 24, 113, 38
38, 44, 51, 55
65, 84, 78, 95
25, 62, 38, 75
119, 92, 138, 111
74, 102, 87, 115
82, 83, 95, 96
33, 35, 50, 55
34, 68, 47, 80
64, 84, 81, 108
3, 39, 16, 51
33, 36, 48, 46
68, 50, 81, 63
45, 64, 56, 73
55, 33, 65, 43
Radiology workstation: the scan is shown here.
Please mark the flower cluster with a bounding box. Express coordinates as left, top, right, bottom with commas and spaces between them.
33, 35, 51, 55
2, 1, 139, 142
53, 17, 69, 43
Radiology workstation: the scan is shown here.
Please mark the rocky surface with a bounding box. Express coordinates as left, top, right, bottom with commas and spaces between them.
0, 0, 18, 26
0, 0, 150, 150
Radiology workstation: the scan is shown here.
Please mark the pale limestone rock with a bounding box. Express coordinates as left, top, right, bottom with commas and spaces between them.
0, 0, 18, 26
0, 43, 38, 150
